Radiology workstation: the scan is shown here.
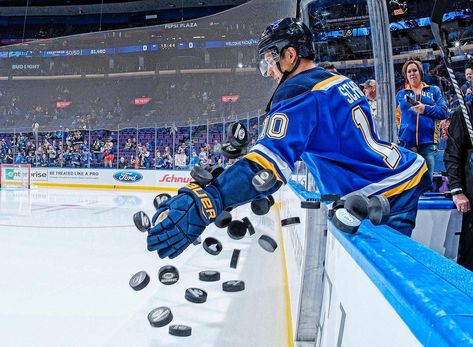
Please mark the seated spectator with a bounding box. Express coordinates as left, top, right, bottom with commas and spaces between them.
118, 156, 128, 169
81, 149, 91, 167
40, 153, 49, 167
175, 148, 188, 170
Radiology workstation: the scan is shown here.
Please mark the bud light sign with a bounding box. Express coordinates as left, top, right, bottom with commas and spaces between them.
113, 171, 143, 183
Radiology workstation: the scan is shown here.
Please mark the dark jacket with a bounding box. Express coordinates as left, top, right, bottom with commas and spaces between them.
444, 104, 473, 197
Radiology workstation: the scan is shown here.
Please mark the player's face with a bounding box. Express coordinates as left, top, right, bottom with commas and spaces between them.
259, 49, 281, 82
406, 63, 422, 86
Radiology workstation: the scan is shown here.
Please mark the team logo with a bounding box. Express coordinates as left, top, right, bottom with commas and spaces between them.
113, 171, 143, 183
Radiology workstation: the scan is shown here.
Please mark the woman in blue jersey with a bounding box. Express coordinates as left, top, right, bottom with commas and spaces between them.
395, 60, 449, 180
145, 18, 431, 259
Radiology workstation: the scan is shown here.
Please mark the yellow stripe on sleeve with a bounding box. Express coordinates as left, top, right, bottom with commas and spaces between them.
244, 151, 284, 183
312, 75, 344, 91
382, 163, 428, 198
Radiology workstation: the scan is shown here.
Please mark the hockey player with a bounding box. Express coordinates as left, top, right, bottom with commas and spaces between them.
147, 17, 430, 259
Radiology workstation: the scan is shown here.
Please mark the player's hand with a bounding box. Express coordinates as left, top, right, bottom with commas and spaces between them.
453, 193, 470, 213
147, 182, 222, 259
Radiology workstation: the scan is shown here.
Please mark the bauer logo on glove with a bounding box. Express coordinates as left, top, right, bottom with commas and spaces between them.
184, 182, 217, 220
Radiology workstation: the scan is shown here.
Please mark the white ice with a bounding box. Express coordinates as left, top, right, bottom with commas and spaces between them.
0, 188, 290, 347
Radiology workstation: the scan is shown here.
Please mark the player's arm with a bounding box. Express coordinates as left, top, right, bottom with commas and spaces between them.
147, 91, 317, 259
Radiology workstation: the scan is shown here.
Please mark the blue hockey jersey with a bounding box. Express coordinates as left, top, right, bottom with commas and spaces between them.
212, 67, 428, 215
246, 68, 427, 202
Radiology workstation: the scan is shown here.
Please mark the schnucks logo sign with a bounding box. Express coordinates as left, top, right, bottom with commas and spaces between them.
113, 171, 143, 183
158, 174, 192, 183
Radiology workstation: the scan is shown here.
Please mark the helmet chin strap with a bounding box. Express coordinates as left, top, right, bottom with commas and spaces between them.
265, 57, 301, 112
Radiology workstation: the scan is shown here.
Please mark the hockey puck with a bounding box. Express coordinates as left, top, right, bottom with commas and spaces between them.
258, 235, 278, 253
321, 194, 341, 202
367, 195, 390, 225
252, 169, 277, 192
281, 217, 300, 227
222, 280, 245, 292
227, 220, 247, 240
230, 249, 241, 269
133, 211, 151, 232
344, 195, 369, 221
227, 122, 250, 149
251, 198, 271, 216
129, 271, 150, 291
199, 270, 221, 282
153, 193, 171, 210
203, 237, 223, 255
267, 194, 275, 206
148, 307, 173, 328
169, 325, 192, 337
242, 217, 255, 236
185, 288, 207, 304
328, 199, 345, 218
190, 165, 213, 186
221, 142, 243, 159
301, 200, 321, 209
214, 211, 232, 228
210, 165, 224, 180
332, 208, 361, 234
158, 265, 179, 285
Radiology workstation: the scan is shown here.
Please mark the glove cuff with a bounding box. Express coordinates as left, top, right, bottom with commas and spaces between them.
179, 183, 223, 224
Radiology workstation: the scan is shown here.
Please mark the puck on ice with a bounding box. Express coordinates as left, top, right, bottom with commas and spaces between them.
199, 270, 221, 282
242, 217, 255, 236
222, 280, 245, 292
129, 271, 150, 291
185, 288, 208, 304
158, 265, 179, 285
148, 307, 173, 328
169, 325, 192, 337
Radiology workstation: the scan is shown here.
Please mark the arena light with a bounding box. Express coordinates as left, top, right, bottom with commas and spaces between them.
454, 40, 461, 47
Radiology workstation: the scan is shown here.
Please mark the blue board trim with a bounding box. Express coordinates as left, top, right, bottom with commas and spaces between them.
329, 221, 473, 347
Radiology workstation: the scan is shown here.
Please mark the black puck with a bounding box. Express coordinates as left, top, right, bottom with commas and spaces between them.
133, 211, 151, 232
129, 271, 150, 291
185, 288, 207, 304
251, 198, 271, 216
210, 166, 224, 180
332, 208, 361, 234
344, 195, 369, 221
222, 280, 245, 292
148, 306, 173, 328
367, 195, 390, 225
203, 237, 223, 255
214, 211, 232, 229
227, 220, 247, 240
227, 122, 250, 149
281, 217, 300, 227
267, 194, 275, 206
221, 142, 243, 159
230, 249, 241, 269
301, 201, 320, 209
158, 265, 179, 285
199, 270, 221, 282
242, 217, 255, 236
258, 235, 278, 253
252, 169, 277, 192
328, 199, 346, 218
190, 165, 213, 186
153, 193, 171, 210
169, 324, 192, 337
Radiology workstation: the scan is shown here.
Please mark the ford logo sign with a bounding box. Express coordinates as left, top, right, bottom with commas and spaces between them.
113, 171, 143, 183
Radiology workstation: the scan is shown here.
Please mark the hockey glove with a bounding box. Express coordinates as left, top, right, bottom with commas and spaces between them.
147, 182, 222, 259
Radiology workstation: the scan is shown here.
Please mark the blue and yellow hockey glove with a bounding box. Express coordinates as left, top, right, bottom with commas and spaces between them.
147, 182, 223, 259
